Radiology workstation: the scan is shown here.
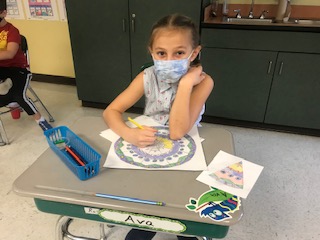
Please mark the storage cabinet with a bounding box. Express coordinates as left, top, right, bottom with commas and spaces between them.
265, 53, 320, 129
65, 0, 202, 107
202, 48, 277, 122
201, 28, 320, 130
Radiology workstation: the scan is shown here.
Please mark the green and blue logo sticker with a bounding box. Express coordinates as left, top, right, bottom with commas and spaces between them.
185, 187, 241, 222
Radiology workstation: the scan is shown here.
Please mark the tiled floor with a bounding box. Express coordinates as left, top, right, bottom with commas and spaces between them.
1, 82, 320, 240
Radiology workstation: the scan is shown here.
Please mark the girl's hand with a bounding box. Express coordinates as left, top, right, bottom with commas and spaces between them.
180, 65, 205, 87
124, 126, 158, 148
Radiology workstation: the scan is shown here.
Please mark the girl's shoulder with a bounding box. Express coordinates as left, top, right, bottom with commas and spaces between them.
143, 65, 156, 82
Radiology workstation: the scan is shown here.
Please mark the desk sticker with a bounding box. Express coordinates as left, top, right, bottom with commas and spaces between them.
185, 187, 241, 222
99, 209, 186, 234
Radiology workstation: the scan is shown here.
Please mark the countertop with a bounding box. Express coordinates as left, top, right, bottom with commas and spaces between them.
202, 16, 320, 33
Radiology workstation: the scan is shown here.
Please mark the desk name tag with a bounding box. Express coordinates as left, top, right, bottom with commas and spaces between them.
99, 209, 186, 233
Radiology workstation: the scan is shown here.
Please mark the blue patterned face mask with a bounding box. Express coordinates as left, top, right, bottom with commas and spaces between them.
153, 51, 194, 83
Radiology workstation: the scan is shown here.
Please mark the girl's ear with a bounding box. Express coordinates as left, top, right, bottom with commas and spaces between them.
191, 45, 202, 62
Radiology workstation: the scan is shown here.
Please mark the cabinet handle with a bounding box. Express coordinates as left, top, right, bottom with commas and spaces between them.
122, 19, 126, 32
131, 14, 136, 33
279, 62, 284, 75
267, 61, 273, 74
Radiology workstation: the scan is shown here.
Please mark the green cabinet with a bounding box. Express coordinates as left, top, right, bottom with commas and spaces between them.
265, 53, 320, 129
66, 0, 131, 104
202, 48, 277, 122
66, 0, 202, 106
201, 28, 320, 130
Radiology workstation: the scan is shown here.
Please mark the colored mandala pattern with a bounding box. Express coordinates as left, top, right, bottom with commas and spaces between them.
114, 126, 196, 168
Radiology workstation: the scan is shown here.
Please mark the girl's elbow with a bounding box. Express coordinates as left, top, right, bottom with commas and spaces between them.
103, 107, 111, 122
169, 129, 186, 140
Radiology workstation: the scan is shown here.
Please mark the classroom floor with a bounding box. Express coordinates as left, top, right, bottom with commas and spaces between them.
1, 82, 320, 240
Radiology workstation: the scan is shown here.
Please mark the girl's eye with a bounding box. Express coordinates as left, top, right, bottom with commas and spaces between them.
156, 52, 166, 57
175, 51, 185, 56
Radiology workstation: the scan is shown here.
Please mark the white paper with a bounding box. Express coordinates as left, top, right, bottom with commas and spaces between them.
100, 115, 162, 142
102, 115, 207, 171
6, 0, 25, 20
196, 151, 264, 198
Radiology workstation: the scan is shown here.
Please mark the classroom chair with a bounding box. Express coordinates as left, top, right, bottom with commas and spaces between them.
0, 35, 54, 145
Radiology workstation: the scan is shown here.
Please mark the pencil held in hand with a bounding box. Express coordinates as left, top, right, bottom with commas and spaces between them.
128, 117, 144, 129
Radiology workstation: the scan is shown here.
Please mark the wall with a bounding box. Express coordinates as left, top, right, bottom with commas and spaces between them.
7, 0, 320, 78
8, 19, 75, 78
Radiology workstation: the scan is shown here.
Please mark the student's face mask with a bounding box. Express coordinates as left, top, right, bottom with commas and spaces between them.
153, 50, 194, 83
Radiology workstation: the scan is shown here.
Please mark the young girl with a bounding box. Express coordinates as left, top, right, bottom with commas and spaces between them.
0, 0, 52, 131
103, 13, 213, 240
103, 13, 213, 148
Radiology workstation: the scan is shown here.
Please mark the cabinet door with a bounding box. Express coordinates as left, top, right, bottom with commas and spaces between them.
66, 0, 131, 103
265, 53, 320, 129
129, 0, 202, 78
201, 48, 277, 122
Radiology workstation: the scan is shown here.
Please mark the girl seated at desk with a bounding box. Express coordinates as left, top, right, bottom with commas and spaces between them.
103, 13, 214, 240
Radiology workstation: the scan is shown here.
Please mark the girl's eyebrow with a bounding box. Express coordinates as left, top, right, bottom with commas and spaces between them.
153, 46, 188, 51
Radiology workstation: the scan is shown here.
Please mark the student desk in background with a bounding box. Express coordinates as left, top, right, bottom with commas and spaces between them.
13, 116, 243, 240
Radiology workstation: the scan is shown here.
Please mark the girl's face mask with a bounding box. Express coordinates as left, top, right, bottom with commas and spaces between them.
153, 51, 194, 83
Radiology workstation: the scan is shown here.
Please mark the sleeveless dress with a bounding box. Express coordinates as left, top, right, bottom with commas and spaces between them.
143, 66, 204, 126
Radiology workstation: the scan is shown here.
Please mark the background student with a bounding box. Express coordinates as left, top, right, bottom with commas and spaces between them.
0, 0, 52, 131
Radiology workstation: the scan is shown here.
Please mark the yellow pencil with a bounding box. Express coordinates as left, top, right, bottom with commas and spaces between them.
128, 117, 144, 129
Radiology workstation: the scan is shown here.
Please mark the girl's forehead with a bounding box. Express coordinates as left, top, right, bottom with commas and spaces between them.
152, 28, 193, 49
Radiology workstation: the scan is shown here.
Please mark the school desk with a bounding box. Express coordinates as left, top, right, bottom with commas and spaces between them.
13, 116, 243, 240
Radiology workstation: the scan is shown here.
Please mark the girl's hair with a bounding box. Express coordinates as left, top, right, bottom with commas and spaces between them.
148, 14, 201, 66
148, 13, 200, 49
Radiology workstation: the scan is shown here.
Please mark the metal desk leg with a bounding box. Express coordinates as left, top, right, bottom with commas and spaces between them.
0, 118, 9, 145
55, 216, 108, 240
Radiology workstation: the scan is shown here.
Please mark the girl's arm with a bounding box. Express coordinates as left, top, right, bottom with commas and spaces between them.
0, 42, 19, 60
169, 65, 214, 139
103, 72, 157, 147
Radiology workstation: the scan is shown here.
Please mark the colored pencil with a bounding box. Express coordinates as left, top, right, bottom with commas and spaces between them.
128, 117, 144, 129
36, 185, 165, 206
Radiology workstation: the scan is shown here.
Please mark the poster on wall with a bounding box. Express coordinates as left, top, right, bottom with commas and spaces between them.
23, 0, 59, 21
6, 0, 25, 19
56, 0, 67, 21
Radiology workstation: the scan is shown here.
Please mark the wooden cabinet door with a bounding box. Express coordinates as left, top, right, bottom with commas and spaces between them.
66, 0, 131, 103
201, 48, 277, 122
265, 53, 320, 129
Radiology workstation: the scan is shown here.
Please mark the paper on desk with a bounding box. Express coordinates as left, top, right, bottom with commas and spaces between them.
196, 150, 263, 198
100, 115, 162, 142
101, 115, 207, 171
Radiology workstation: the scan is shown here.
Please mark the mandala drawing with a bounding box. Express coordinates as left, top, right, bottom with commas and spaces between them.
209, 161, 244, 189
114, 126, 196, 168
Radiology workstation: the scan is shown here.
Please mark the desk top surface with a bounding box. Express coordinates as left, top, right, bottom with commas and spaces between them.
13, 116, 243, 226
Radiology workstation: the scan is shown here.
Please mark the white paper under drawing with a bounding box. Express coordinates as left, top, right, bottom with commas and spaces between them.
102, 115, 207, 171
196, 151, 264, 198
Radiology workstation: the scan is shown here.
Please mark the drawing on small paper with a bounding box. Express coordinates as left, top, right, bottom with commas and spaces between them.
196, 151, 264, 198
114, 126, 196, 168
209, 161, 244, 189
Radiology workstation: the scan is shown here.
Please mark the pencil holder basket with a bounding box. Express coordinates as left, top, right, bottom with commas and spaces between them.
44, 126, 101, 181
